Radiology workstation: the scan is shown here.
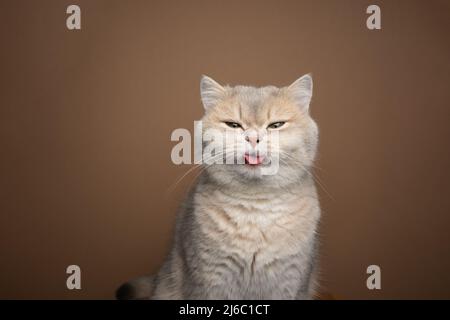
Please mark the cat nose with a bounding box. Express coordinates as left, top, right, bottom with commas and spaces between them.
245, 135, 260, 148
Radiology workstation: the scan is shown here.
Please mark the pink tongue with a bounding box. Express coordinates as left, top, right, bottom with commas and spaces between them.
245, 154, 264, 165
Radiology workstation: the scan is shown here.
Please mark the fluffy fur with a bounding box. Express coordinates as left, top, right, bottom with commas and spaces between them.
117, 74, 321, 300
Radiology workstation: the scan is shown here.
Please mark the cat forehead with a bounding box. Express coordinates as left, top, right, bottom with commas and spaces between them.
210, 85, 295, 123
226, 86, 287, 119
229, 85, 280, 106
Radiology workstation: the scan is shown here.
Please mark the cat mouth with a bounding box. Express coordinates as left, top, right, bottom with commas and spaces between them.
244, 154, 265, 165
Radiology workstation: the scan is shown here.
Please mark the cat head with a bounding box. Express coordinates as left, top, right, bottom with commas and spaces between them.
199, 74, 318, 189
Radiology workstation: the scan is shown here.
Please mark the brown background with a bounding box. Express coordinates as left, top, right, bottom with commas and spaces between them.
1, 0, 449, 299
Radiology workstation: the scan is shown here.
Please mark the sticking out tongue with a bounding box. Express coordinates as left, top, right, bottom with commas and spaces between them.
244, 154, 265, 165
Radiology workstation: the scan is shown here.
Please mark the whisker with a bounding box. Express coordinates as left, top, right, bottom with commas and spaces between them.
278, 154, 334, 201
166, 152, 226, 194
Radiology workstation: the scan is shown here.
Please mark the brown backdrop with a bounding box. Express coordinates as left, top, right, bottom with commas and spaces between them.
1, 0, 450, 299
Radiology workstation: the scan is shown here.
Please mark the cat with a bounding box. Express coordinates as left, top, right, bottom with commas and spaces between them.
116, 74, 321, 299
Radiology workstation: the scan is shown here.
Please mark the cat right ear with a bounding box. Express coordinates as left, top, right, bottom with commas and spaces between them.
288, 74, 313, 112
200, 75, 225, 110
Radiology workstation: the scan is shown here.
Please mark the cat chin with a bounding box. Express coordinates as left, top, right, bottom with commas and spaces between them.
205, 164, 311, 193
205, 164, 262, 183
207, 163, 285, 184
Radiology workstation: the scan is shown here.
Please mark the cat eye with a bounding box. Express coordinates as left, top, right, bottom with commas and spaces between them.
224, 121, 242, 129
267, 121, 286, 129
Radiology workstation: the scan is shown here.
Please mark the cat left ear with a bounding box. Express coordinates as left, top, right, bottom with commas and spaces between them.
288, 74, 313, 111
200, 75, 225, 110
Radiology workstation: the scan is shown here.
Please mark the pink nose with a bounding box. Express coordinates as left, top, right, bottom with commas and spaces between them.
245, 135, 260, 148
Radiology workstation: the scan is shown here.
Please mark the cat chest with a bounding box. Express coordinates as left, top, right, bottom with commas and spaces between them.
206, 207, 305, 264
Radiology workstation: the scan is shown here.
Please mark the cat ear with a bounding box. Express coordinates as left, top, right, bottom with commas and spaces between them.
200, 75, 225, 110
288, 74, 313, 111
